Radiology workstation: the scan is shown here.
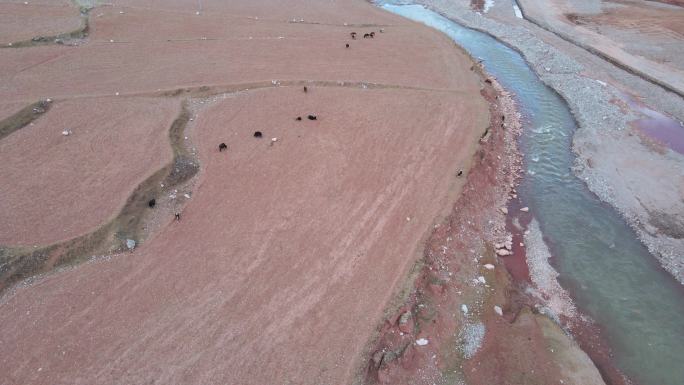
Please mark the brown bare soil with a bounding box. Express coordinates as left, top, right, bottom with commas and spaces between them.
0, 97, 177, 246
0, 1, 492, 384
0, 1, 84, 46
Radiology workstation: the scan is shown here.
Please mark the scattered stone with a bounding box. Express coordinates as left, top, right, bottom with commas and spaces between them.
61, 129, 71, 136
520, 206, 529, 212
500, 207, 508, 214
415, 338, 429, 346
483, 263, 495, 270
398, 311, 413, 333
461, 304, 469, 315
496, 249, 511, 256
477, 276, 486, 284
494, 305, 503, 316
126, 239, 136, 250
184, 193, 191, 199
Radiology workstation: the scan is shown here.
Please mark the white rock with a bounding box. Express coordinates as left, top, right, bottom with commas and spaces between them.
477, 276, 486, 284
520, 207, 529, 212
115, 92, 120, 96
500, 207, 508, 214
61, 130, 70, 136
271, 137, 277, 142
484, 264, 495, 270
195, 11, 200, 15
461, 304, 469, 315
496, 249, 511, 256
184, 193, 190, 199
416, 338, 429, 346
126, 239, 136, 249
494, 305, 503, 316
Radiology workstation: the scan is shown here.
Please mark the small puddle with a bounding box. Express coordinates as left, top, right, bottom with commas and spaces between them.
619, 90, 684, 155
380, 3, 684, 385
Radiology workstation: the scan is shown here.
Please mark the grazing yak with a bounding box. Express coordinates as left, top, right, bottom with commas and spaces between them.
218, 142, 227, 151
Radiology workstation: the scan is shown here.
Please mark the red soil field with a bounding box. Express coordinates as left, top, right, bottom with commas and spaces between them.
0, 86, 487, 385
0, 1, 490, 384
0, 97, 177, 246
0, 1, 81, 45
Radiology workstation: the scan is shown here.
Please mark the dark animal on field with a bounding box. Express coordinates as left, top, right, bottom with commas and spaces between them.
296, 116, 302, 121
351, 32, 357, 39
363, 33, 370, 38
307, 115, 317, 120
457, 170, 463, 177
303, 86, 308, 93
219, 142, 227, 151
370, 32, 375, 38
254, 131, 263, 138
148, 199, 156, 208
346, 43, 349, 48
175, 212, 181, 221
501, 115, 505, 121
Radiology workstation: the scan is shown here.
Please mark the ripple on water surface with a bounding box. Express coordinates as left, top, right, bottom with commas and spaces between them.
381, 3, 684, 385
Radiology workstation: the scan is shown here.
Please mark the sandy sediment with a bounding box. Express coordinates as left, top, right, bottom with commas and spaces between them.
418, 0, 684, 284
516, 0, 684, 96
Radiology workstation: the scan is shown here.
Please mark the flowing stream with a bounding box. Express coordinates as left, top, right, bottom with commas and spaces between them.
381, 3, 684, 384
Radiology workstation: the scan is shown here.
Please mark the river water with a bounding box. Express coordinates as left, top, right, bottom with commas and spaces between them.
381, 3, 684, 384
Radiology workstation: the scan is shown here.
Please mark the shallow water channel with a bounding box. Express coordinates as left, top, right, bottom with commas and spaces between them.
381, 3, 684, 384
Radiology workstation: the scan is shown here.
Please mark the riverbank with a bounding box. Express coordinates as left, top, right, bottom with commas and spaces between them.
418, 0, 684, 285
361, 63, 606, 384
386, 2, 684, 384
